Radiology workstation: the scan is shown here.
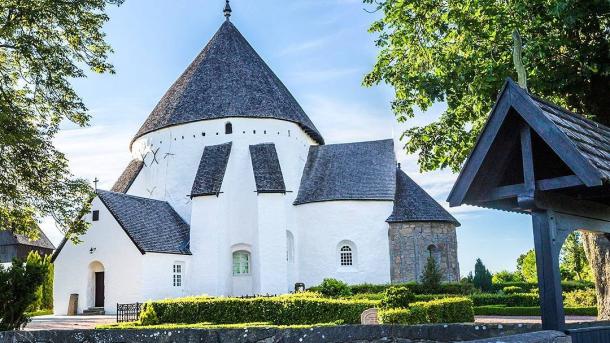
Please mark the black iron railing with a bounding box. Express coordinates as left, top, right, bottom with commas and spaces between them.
116, 302, 142, 323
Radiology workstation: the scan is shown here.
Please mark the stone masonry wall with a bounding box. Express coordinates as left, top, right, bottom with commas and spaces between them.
389, 221, 460, 282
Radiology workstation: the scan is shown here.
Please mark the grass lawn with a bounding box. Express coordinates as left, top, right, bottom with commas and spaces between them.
26, 309, 53, 317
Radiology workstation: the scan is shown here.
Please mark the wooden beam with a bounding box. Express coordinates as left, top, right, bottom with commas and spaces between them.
536, 175, 583, 191
532, 210, 565, 331
471, 175, 583, 203
535, 192, 610, 222
520, 123, 535, 196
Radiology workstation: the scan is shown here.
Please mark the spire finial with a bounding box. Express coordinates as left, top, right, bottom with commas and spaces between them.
224, 0, 232, 21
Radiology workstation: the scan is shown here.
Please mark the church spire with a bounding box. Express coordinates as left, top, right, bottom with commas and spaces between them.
223, 0, 232, 21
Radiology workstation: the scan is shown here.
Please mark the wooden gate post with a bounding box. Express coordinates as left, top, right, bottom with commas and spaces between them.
532, 210, 565, 331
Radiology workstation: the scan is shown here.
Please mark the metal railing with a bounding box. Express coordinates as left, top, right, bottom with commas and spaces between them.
116, 302, 142, 323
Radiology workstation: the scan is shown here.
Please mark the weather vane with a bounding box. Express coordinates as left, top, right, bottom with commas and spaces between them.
224, 0, 232, 20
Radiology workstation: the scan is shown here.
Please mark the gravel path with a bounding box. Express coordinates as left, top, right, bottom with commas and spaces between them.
25, 315, 116, 331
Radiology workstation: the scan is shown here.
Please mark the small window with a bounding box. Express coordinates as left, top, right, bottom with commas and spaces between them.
232, 251, 250, 276
92, 210, 99, 221
173, 263, 183, 287
286, 231, 295, 263
225, 122, 233, 134
339, 245, 353, 266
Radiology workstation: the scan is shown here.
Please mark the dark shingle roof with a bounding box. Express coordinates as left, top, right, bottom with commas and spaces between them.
294, 139, 396, 205
97, 190, 190, 255
0, 229, 55, 250
132, 21, 323, 145
387, 169, 459, 225
191, 142, 232, 197
531, 97, 610, 182
110, 159, 144, 193
249, 143, 286, 193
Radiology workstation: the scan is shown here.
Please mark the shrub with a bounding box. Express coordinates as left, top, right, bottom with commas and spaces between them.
418, 297, 474, 323
473, 258, 493, 292
378, 306, 427, 324
502, 286, 523, 294
492, 270, 523, 283
474, 305, 597, 317
381, 286, 415, 309
470, 293, 539, 307
318, 278, 351, 298
421, 256, 442, 292
324, 282, 474, 296
564, 289, 597, 307
0, 253, 49, 331
142, 295, 376, 325
139, 302, 160, 325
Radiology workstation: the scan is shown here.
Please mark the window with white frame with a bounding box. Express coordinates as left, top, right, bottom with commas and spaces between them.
232, 251, 250, 276
173, 262, 184, 287
339, 245, 353, 266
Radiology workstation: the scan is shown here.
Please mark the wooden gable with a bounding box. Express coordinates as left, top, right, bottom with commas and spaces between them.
448, 79, 609, 212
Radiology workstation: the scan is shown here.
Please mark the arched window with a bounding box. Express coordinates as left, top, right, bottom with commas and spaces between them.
225, 122, 233, 134
336, 239, 358, 268
232, 251, 250, 276
286, 231, 295, 263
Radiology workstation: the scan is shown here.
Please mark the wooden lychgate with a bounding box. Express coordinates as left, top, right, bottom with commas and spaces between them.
448, 79, 610, 331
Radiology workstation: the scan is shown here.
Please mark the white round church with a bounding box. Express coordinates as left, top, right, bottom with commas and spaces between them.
52, 7, 460, 315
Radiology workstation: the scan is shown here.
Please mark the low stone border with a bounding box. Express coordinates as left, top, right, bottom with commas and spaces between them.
0, 323, 545, 342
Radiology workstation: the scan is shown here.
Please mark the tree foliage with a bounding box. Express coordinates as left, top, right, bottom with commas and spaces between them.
492, 270, 524, 283
473, 258, 493, 292
516, 249, 538, 283
561, 232, 593, 282
0, 252, 49, 331
364, 0, 610, 172
421, 255, 442, 291
0, 0, 123, 240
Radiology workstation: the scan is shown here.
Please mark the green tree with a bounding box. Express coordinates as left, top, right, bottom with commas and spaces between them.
516, 250, 538, 283
561, 232, 593, 282
420, 256, 442, 291
0, 0, 123, 241
0, 253, 49, 331
492, 270, 524, 283
364, 0, 610, 172
473, 258, 493, 292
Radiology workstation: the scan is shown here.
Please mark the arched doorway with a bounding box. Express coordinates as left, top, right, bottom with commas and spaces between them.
88, 261, 105, 308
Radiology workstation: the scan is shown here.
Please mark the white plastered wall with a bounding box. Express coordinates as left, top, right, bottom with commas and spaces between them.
53, 197, 143, 315
294, 201, 393, 287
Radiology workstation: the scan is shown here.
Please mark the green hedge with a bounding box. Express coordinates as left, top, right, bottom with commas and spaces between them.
470, 293, 539, 307
378, 307, 427, 324
491, 281, 593, 293
474, 305, 597, 316
311, 282, 474, 295
140, 296, 377, 325
379, 298, 474, 324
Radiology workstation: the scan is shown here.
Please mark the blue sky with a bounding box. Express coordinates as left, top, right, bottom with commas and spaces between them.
44, 0, 533, 275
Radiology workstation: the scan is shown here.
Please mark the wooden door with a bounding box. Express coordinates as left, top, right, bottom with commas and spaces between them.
95, 272, 104, 307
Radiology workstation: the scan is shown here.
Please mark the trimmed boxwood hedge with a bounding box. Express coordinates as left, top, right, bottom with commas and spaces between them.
491, 281, 593, 293
378, 297, 474, 324
474, 305, 597, 316
470, 293, 539, 307
139, 296, 377, 325
330, 282, 475, 295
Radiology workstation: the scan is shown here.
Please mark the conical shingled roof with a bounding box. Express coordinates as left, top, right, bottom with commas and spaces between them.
132, 21, 324, 145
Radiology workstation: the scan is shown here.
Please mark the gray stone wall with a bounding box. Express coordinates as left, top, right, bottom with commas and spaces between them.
389, 221, 460, 283
0, 324, 553, 342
